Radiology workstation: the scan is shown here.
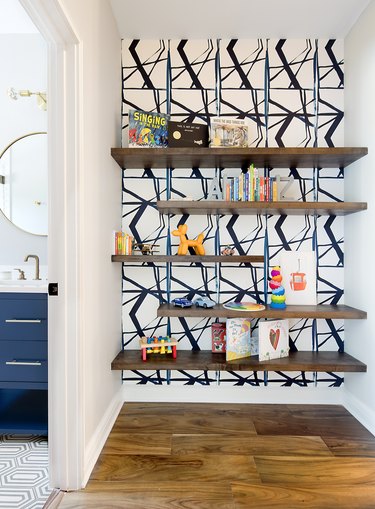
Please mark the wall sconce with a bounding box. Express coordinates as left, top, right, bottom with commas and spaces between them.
7, 87, 47, 111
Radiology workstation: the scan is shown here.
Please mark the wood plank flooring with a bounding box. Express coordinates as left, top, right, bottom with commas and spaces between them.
57, 403, 375, 509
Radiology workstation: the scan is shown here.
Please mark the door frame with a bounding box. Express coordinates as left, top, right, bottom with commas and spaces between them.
20, 0, 83, 490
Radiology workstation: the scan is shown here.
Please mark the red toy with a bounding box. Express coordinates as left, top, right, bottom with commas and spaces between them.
211, 322, 226, 353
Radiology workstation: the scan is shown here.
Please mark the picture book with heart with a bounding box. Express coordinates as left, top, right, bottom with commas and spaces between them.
258, 319, 289, 361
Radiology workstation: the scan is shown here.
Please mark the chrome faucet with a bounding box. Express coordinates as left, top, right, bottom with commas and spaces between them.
24, 254, 41, 280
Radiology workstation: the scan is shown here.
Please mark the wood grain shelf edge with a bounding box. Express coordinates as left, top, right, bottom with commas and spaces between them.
111, 255, 264, 263
157, 303, 367, 319
156, 200, 367, 216
111, 350, 367, 373
111, 147, 368, 170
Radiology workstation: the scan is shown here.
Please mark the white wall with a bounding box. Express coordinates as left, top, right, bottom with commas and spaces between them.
0, 33, 47, 266
58, 0, 123, 483
344, 0, 375, 434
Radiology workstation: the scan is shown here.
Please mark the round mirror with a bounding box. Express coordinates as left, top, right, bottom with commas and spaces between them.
0, 132, 47, 236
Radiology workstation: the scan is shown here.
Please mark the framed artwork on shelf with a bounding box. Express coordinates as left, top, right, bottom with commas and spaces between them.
279, 250, 317, 305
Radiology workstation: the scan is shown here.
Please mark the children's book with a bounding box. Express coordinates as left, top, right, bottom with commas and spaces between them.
250, 332, 259, 356
209, 117, 249, 148
128, 109, 169, 148
168, 121, 209, 148
258, 319, 289, 361
226, 318, 251, 361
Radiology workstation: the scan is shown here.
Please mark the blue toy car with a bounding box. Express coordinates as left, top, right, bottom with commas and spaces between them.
172, 298, 193, 308
193, 296, 216, 308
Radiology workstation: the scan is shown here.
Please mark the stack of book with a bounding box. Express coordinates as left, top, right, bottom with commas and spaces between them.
224, 165, 279, 202
114, 231, 133, 255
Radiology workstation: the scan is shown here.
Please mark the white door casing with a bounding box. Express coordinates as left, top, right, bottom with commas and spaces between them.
19, 0, 83, 490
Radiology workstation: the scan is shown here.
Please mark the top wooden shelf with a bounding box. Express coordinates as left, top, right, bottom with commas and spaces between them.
111, 147, 368, 170
156, 200, 367, 216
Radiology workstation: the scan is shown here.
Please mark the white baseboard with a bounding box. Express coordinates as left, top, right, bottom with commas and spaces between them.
82, 389, 123, 487
122, 384, 344, 405
344, 391, 375, 437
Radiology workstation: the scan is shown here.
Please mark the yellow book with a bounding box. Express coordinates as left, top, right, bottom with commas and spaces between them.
272, 180, 278, 202
118, 231, 123, 255
239, 172, 243, 201
122, 233, 127, 255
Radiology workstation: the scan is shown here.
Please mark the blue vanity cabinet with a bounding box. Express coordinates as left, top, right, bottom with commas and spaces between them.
0, 292, 48, 434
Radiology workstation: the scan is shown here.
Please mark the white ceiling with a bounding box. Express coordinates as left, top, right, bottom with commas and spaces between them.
0, 0, 38, 33
110, 0, 372, 39
0, 0, 372, 38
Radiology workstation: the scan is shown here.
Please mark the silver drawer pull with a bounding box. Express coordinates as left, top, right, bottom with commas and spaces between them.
6, 360, 42, 366
5, 319, 42, 323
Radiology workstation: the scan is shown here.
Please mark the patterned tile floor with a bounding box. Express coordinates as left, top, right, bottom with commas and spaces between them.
0, 435, 51, 509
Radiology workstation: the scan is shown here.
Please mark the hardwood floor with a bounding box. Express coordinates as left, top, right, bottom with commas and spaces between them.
57, 403, 375, 508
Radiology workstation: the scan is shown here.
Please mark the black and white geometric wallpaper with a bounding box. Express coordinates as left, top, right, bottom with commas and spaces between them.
120, 39, 344, 387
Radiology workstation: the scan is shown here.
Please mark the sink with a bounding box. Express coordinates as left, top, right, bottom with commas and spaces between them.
0, 279, 46, 286
0, 280, 48, 293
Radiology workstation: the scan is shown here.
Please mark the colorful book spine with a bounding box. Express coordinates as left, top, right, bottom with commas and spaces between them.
245, 172, 249, 201
272, 178, 278, 201
234, 177, 239, 201
250, 165, 255, 201
226, 182, 231, 201
253, 167, 258, 201
114, 231, 133, 255
259, 176, 264, 202
220, 165, 274, 203
269, 177, 274, 202
239, 173, 243, 201
230, 178, 234, 201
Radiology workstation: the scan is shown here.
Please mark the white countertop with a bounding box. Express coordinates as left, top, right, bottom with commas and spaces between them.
0, 281, 48, 293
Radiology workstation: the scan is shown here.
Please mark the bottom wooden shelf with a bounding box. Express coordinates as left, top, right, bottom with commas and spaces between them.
111, 350, 366, 373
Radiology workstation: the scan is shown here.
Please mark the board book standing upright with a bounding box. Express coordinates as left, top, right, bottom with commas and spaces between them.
226, 318, 252, 361
209, 117, 249, 148
258, 319, 289, 361
128, 109, 169, 148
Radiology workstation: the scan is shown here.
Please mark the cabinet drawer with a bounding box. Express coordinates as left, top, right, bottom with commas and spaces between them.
0, 341, 47, 383
0, 294, 47, 340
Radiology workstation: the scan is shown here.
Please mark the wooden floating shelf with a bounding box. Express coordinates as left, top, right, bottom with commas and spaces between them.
157, 200, 367, 216
157, 304, 367, 320
111, 350, 367, 373
111, 147, 368, 170
111, 255, 264, 263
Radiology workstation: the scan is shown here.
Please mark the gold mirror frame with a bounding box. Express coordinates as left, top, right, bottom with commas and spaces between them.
0, 132, 47, 237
